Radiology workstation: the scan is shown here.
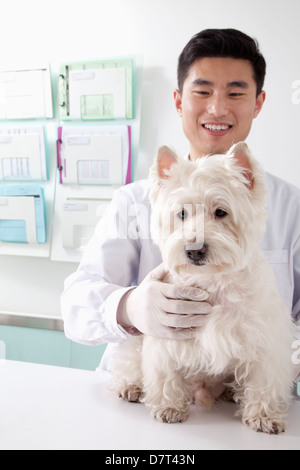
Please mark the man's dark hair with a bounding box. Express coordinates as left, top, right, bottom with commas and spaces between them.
177, 28, 266, 97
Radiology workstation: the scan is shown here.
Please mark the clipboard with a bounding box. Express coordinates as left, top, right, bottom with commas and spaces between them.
58, 57, 134, 121
57, 125, 132, 185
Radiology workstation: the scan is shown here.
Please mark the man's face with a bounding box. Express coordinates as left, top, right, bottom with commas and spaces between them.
174, 57, 266, 160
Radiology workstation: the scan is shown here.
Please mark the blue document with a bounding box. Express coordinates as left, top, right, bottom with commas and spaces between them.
0, 185, 46, 244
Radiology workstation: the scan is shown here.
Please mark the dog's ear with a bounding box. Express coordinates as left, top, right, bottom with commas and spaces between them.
229, 142, 254, 189
156, 146, 178, 179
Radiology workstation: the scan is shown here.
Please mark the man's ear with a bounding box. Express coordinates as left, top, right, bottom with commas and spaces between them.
229, 142, 254, 189
156, 146, 178, 179
174, 89, 183, 117
253, 90, 266, 119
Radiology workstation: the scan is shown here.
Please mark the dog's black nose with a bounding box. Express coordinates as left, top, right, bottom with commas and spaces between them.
185, 244, 207, 264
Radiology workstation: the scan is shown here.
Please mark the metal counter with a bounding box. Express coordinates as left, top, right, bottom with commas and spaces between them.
0, 312, 64, 331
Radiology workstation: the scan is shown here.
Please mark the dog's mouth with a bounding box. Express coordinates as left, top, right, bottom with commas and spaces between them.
187, 259, 207, 267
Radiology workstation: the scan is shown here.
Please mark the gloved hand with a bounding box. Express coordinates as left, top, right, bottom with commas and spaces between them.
117, 264, 212, 340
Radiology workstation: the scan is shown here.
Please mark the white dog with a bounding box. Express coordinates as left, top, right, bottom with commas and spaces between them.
111, 142, 294, 434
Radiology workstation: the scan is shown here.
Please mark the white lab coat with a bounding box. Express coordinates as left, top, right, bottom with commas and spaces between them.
61, 172, 300, 373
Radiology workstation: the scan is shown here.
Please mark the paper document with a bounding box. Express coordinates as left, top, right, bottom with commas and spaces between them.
0, 65, 53, 119
0, 185, 46, 244
0, 126, 47, 181
58, 125, 131, 185
62, 197, 111, 249
59, 58, 133, 120
69, 68, 126, 120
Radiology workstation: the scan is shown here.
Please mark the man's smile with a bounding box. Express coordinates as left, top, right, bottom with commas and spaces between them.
202, 122, 233, 136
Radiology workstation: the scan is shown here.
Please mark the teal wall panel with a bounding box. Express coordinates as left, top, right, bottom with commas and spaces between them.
70, 342, 107, 371
0, 325, 106, 371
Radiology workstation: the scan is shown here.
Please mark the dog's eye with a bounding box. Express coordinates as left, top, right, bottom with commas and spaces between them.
215, 208, 227, 218
177, 209, 188, 220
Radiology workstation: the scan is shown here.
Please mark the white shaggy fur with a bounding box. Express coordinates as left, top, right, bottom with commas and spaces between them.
111, 142, 295, 434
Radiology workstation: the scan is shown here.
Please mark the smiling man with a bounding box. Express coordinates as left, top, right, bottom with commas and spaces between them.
62, 29, 300, 381
175, 58, 266, 158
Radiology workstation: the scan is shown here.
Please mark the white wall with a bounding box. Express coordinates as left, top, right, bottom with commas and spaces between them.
0, 0, 299, 318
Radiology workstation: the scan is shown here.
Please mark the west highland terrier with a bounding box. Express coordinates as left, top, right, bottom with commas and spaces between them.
111, 142, 294, 434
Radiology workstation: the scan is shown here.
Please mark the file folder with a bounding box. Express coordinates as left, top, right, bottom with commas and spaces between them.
58, 57, 134, 121
57, 125, 132, 185
0, 126, 47, 181
0, 186, 46, 244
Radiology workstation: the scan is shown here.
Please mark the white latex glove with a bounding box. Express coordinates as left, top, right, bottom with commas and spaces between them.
118, 264, 212, 340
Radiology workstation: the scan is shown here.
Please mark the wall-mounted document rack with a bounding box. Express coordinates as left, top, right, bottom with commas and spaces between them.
0, 126, 47, 181
0, 185, 46, 245
0, 64, 53, 120
58, 57, 134, 121
0, 55, 140, 261
57, 125, 131, 185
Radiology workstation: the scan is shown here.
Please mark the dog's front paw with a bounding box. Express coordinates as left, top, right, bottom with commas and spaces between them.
154, 407, 189, 424
118, 384, 143, 403
244, 416, 286, 434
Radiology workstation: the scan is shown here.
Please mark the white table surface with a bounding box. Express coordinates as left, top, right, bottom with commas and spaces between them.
0, 360, 299, 450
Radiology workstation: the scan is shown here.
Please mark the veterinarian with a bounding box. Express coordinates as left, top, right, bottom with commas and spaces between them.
61, 29, 300, 379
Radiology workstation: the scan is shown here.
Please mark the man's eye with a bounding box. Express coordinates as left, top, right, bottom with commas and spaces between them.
177, 209, 188, 220
215, 208, 227, 218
